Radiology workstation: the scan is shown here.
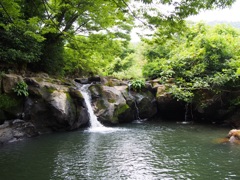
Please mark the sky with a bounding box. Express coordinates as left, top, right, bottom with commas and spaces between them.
131, 0, 240, 42
187, 0, 240, 22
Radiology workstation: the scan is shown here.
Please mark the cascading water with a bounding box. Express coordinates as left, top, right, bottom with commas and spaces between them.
79, 84, 115, 132
80, 84, 104, 129
177, 103, 194, 125
128, 83, 141, 121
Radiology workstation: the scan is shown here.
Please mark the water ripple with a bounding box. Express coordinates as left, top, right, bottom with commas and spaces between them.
0, 122, 240, 180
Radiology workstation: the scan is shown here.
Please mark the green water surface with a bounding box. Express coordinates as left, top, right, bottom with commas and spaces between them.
0, 121, 239, 180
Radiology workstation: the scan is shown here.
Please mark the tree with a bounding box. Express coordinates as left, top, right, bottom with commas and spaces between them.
0, 0, 45, 70
0, 0, 133, 74
0, 0, 237, 75
63, 34, 124, 76
143, 23, 240, 107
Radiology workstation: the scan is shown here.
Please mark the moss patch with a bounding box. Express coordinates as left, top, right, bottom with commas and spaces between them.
43, 86, 56, 94
114, 104, 129, 117
0, 94, 18, 110
108, 99, 116, 103
96, 100, 107, 110
89, 84, 103, 97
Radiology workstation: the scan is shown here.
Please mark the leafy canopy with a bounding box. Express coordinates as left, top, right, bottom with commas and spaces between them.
0, 0, 237, 76
143, 23, 240, 104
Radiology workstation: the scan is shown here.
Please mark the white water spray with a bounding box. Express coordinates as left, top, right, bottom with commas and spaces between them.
79, 84, 116, 132
80, 84, 103, 128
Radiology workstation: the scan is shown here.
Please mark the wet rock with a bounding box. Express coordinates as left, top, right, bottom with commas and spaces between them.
88, 76, 101, 83
89, 85, 133, 124
75, 78, 89, 84
1, 74, 23, 94
0, 120, 38, 144
156, 85, 185, 120
133, 92, 157, 119
89, 84, 158, 124
23, 77, 89, 132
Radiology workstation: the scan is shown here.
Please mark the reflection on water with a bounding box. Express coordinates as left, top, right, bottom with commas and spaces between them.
0, 122, 240, 180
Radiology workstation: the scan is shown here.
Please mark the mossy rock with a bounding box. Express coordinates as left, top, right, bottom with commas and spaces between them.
0, 93, 24, 119
112, 104, 130, 123
0, 94, 18, 110
69, 87, 83, 99
96, 99, 107, 110
108, 99, 116, 103
89, 84, 103, 98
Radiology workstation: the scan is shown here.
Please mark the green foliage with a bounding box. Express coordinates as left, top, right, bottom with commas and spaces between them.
0, 0, 133, 75
13, 81, 29, 97
131, 79, 145, 92
231, 96, 240, 106
0, 0, 236, 76
143, 23, 240, 104
0, 25, 42, 67
63, 34, 123, 76
106, 42, 147, 79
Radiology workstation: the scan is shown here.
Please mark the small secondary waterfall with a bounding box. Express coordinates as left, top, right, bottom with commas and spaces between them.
128, 83, 141, 120
177, 103, 193, 125
79, 84, 105, 130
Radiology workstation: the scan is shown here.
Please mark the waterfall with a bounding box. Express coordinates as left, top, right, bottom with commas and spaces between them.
177, 103, 193, 125
128, 83, 141, 121
79, 84, 119, 132
79, 84, 105, 131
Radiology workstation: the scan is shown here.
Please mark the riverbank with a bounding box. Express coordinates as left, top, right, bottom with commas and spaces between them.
0, 73, 239, 144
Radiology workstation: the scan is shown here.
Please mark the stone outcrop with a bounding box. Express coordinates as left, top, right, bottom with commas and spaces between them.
89, 83, 157, 124
89, 85, 132, 124
1, 73, 239, 144
0, 74, 89, 143
0, 119, 38, 144
23, 76, 89, 132
155, 84, 185, 120
0, 74, 159, 143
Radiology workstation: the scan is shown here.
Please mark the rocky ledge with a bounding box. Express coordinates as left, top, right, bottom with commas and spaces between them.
0, 73, 239, 144
0, 74, 159, 144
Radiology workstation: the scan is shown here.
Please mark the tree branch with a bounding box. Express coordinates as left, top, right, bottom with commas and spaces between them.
0, 2, 14, 23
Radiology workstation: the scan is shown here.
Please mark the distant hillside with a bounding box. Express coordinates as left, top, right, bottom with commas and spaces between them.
207, 21, 240, 28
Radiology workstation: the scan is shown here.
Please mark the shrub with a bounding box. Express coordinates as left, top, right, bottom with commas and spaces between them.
131, 79, 145, 92
13, 81, 29, 96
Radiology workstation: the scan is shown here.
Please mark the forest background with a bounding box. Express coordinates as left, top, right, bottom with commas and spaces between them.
0, 0, 240, 107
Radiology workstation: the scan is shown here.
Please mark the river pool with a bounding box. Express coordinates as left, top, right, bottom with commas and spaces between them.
0, 121, 239, 180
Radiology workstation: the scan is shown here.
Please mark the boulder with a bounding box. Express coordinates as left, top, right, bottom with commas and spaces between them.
101, 77, 128, 87
2, 74, 23, 94
89, 85, 133, 124
24, 77, 89, 132
89, 84, 158, 124
156, 85, 185, 120
75, 78, 89, 84
132, 91, 157, 119
0, 74, 25, 119
75, 76, 101, 84
0, 119, 38, 144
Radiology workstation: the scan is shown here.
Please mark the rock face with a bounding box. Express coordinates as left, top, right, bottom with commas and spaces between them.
1, 74, 239, 145
0, 74, 89, 141
0, 120, 38, 144
155, 84, 185, 120
89, 84, 157, 124
23, 77, 89, 132
0, 74, 168, 144
89, 85, 132, 124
